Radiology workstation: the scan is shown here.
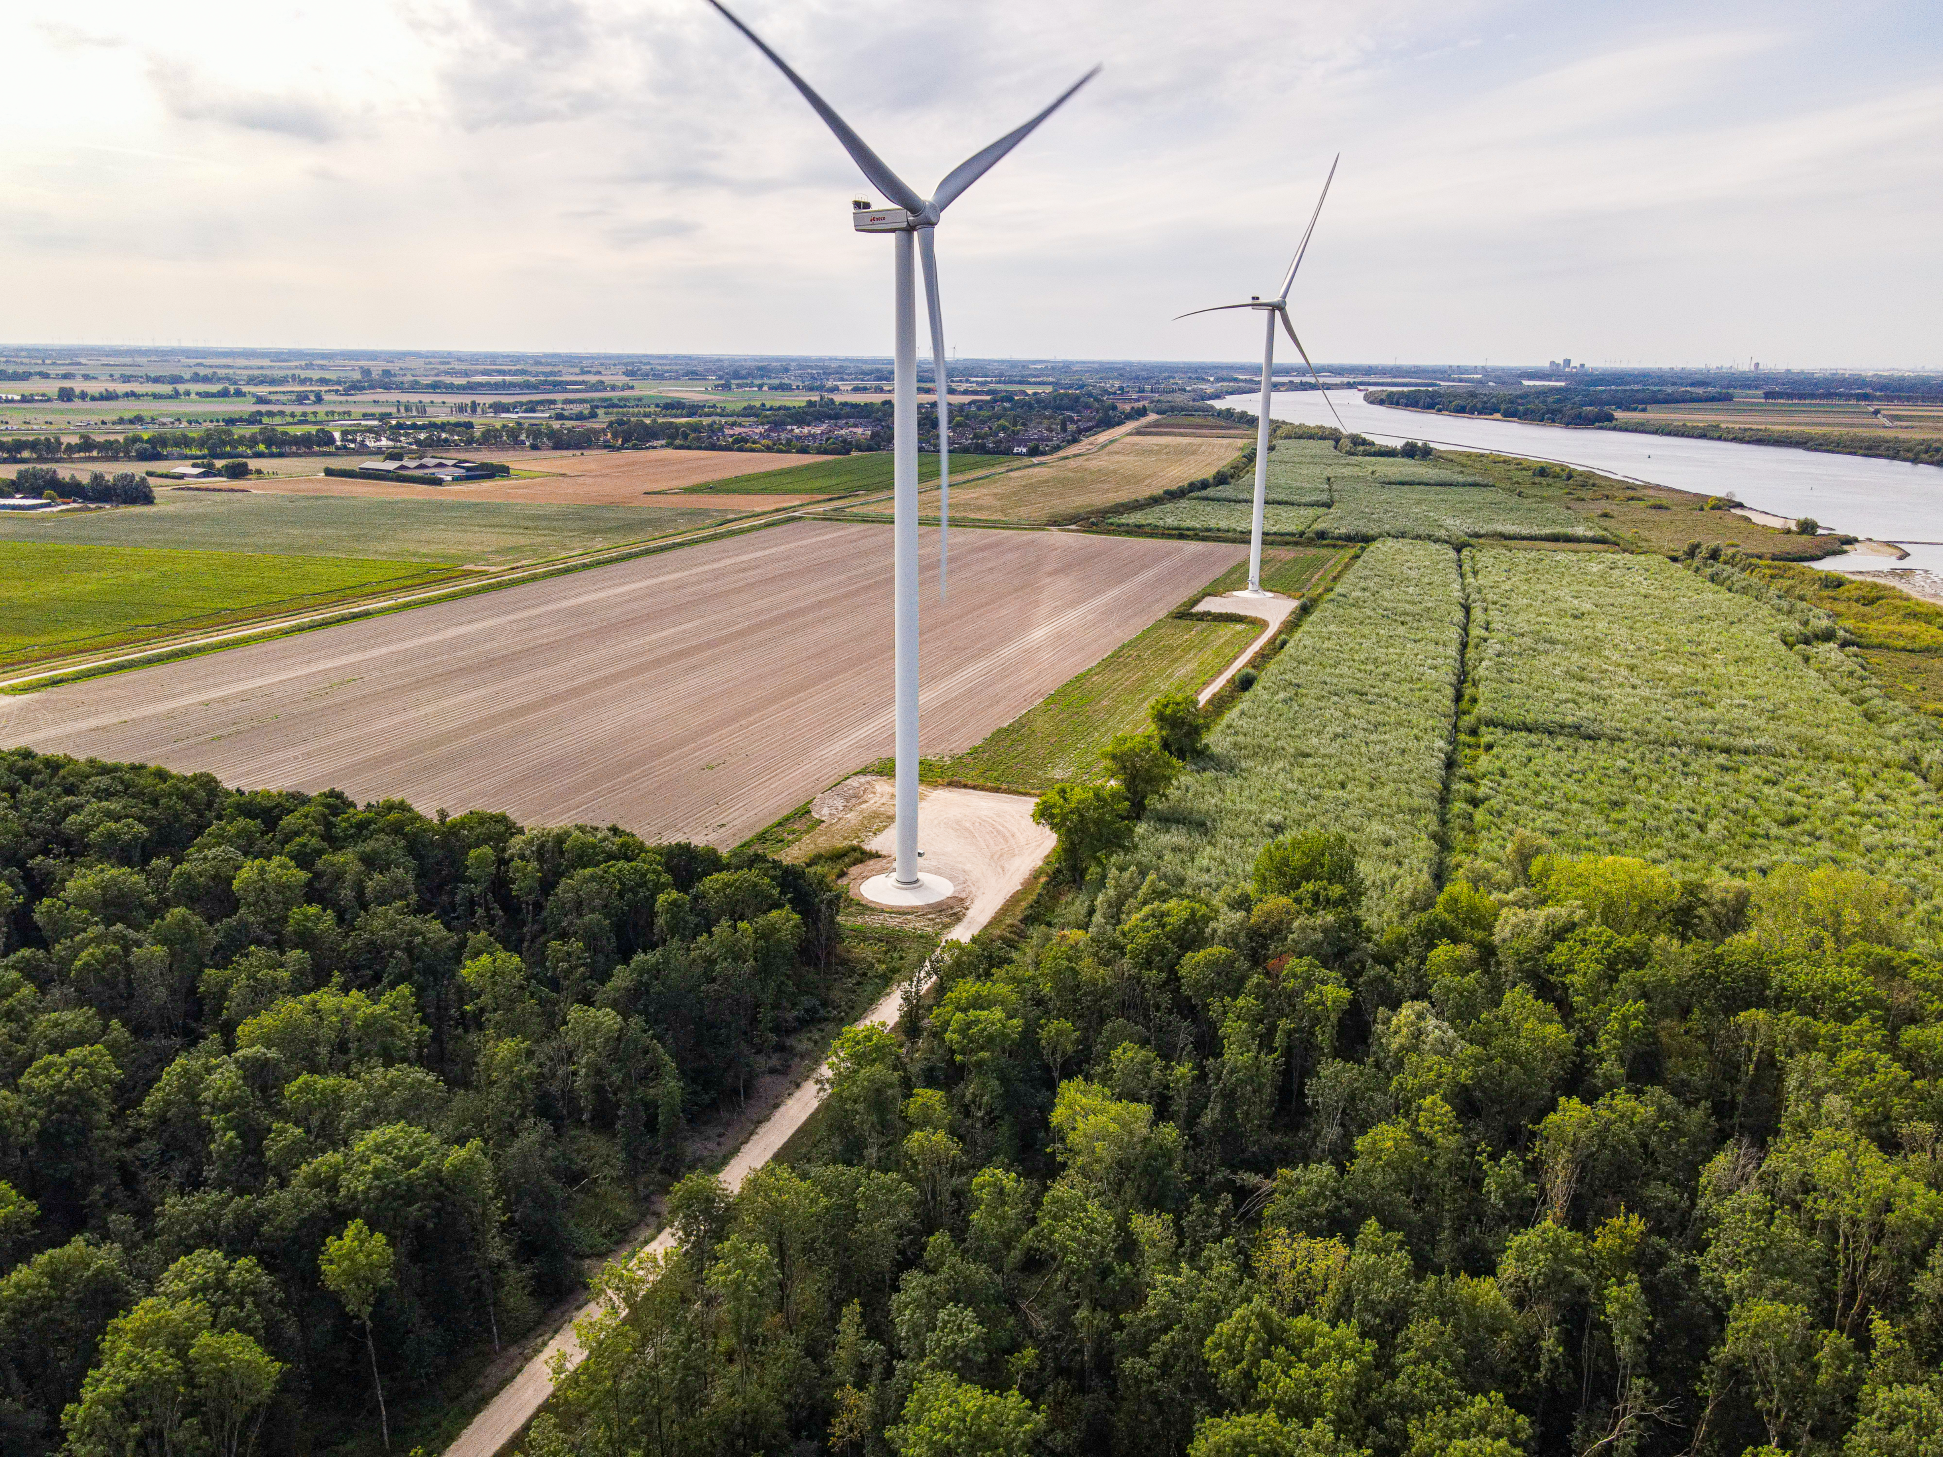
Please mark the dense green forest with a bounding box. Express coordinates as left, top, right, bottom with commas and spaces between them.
0, 748, 872, 1453
529, 832, 1943, 1457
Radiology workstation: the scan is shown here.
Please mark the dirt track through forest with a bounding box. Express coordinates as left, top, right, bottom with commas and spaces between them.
0, 521, 1240, 846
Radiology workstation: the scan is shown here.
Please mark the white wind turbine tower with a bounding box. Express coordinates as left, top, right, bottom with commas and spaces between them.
707, 1, 1097, 906
1178, 157, 1343, 596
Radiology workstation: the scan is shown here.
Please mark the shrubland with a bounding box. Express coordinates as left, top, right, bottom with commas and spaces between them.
0, 748, 879, 1453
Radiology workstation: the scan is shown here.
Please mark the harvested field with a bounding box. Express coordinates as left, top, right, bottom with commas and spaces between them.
0, 521, 1243, 848
0, 489, 739, 566
1133, 415, 1254, 437
258, 448, 835, 504
918, 434, 1246, 524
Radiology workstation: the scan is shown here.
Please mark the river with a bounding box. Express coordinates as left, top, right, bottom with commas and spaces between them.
1222, 388, 1943, 576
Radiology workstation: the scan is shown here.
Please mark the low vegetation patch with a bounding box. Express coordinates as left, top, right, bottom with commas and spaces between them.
1115, 439, 1594, 542
0, 541, 465, 670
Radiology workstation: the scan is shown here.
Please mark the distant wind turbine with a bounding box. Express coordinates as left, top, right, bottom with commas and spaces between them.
1177, 157, 1343, 595
706, 0, 1097, 905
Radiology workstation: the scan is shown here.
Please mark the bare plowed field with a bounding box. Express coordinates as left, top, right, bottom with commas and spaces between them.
885, 434, 1246, 525
0, 521, 1241, 847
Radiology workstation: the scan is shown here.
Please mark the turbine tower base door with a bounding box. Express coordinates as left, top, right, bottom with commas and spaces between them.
858, 871, 957, 908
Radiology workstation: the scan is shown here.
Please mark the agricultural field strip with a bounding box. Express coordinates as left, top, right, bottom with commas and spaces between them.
1116, 440, 1593, 540
0, 499, 811, 690
0, 540, 463, 665
1461, 547, 1943, 905
1137, 539, 1465, 922
1, 521, 1242, 848
941, 615, 1261, 790
1467, 549, 1916, 762
828, 435, 1246, 525
0, 489, 747, 566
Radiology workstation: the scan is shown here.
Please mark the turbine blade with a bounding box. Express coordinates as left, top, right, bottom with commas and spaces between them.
918, 226, 950, 601
929, 65, 1100, 215
1278, 306, 1347, 433
1276, 153, 1340, 302
704, 0, 924, 214
1173, 302, 1263, 321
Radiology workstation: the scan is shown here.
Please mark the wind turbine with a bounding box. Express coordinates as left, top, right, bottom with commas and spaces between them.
1178, 157, 1342, 596
706, 0, 1097, 905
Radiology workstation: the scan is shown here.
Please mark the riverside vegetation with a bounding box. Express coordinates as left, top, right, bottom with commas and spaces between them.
0, 749, 905, 1453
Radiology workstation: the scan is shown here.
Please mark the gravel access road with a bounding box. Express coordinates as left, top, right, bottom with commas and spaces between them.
0, 520, 1240, 847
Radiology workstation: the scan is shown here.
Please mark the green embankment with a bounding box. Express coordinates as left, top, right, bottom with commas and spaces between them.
0, 541, 466, 670
941, 616, 1260, 791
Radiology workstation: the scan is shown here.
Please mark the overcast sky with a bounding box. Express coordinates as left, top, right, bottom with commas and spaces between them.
6, 0, 1938, 368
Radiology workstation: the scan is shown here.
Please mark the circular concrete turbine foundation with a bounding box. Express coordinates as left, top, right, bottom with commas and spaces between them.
858, 871, 956, 908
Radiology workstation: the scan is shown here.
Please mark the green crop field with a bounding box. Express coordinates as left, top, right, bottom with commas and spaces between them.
1467, 548, 1901, 760
1135, 538, 1466, 921
0, 491, 739, 566
939, 615, 1261, 791
0, 541, 466, 670
1457, 545, 1943, 912
682, 452, 1017, 495
1114, 439, 1593, 541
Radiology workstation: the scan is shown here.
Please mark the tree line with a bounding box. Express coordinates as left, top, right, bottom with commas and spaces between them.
2, 467, 153, 505
0, 747, 871, 1453
1367, 388, 1734, 428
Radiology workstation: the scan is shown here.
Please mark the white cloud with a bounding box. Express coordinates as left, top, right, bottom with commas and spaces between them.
0, 0, 1935, 365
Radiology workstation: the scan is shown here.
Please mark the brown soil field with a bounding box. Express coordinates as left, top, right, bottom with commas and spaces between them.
1134, 415, 1254, 437
0, 520, 1241, 847
244, 449, 840, 506
931, 434, 1248, 524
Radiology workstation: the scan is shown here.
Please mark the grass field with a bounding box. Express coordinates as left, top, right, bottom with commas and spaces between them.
932, 434, 1245, 523
938, 615, 1261, 790
682, 452, 1017, 495
0, 541, 465, 670
0, 491, 740, 566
